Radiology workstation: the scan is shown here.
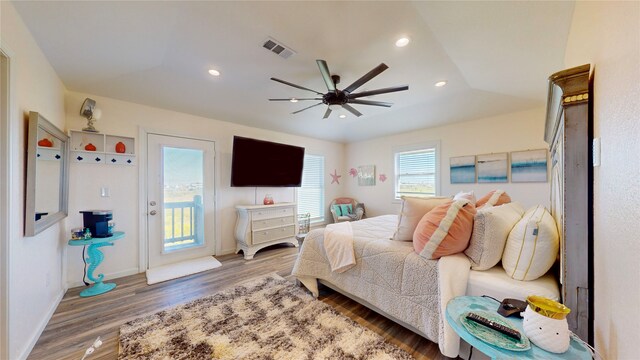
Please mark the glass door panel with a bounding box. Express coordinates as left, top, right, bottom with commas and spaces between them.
147, 134, 215, 269
162, 147, 204, 252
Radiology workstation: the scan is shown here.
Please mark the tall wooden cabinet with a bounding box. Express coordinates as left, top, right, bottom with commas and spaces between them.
544, 64, 593, 344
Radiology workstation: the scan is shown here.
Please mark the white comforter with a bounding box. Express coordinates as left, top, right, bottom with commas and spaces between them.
292, 215, 470, 358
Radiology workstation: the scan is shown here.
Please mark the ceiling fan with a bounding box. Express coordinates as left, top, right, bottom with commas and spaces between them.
269, 60, 409, 119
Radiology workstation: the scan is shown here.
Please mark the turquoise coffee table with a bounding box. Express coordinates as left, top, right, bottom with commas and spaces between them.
446, 296, 592, 359
68, 231, 125, 297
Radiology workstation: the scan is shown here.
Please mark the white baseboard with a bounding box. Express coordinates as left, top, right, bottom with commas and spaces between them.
16, 288, 64, 360
219, 247, 236, 256
66, 267, 140, 289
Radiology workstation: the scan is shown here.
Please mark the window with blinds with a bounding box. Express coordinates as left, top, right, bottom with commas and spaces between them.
394, 146, 438, 199
298, 154, 325, 223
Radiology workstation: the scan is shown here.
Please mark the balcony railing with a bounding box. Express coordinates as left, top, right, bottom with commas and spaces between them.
164, 195, 203, 251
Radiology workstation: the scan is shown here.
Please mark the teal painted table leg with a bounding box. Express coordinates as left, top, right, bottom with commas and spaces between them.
80, 242, 116, 297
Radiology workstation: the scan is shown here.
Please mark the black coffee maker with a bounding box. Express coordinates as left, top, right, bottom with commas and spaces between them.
80, 210, 113, 238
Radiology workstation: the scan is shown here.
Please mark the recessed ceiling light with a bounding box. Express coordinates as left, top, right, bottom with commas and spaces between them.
339, 114, 347, 119
290, 98, 299, 103
208, 69, 220, 76
434, 81, 447, 87
395, 37, 410, 47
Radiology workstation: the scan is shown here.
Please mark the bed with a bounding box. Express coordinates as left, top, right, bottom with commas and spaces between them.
293, 63, 592, 358
292, 214, 560, 358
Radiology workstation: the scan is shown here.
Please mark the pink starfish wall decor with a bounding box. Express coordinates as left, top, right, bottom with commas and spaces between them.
348, 168, 358, 177
330, 169, 342, 184
379, 174, 387, 182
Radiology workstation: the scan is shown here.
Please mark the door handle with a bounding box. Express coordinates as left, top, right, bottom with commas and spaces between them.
149, 201, 157, 206
149, 210, 157, 216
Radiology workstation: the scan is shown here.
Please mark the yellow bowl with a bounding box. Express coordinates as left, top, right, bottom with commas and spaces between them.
526, 295, 571, 320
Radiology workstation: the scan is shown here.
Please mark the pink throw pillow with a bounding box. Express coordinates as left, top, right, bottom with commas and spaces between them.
476, 190, 511, 209
413, 199, 476, 259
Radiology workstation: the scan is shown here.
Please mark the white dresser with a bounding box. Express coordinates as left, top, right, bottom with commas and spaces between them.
235, 203, 299, 260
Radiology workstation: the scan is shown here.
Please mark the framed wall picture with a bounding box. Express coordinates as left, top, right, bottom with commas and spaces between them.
450, 155, 476, 184
511, 149, 548, 182
477, 153, 508, 183
357, 165, 376, 186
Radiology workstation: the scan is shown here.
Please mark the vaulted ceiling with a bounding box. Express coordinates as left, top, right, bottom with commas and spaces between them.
13, 1, 575, 142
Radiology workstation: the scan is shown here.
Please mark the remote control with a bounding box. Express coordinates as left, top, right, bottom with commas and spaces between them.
465, 312, 522, 341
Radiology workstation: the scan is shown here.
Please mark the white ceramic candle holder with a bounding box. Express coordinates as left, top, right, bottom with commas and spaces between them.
522, 305, 570, 353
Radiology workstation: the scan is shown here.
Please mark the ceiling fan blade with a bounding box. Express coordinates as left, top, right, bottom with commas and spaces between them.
342, 104, 363, 117
348, 99, 393, 107
269, 98, 322, 101
343, 63, 389, 94
292, 102, 323, 114
271, 77, 324, 95
316, 60, 336, 92
348, 85, 409, 99
323, 107, 332, 119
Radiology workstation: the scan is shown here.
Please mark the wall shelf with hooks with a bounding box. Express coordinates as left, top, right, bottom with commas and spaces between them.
69, 130, 135, 165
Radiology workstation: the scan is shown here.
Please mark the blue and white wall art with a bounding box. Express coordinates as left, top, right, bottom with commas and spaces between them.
477, 153, 508, 183
511, 149, 548, 182
450, 155, 476, 184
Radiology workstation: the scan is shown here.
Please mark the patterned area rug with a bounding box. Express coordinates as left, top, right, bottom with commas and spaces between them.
118, 274, 413, 359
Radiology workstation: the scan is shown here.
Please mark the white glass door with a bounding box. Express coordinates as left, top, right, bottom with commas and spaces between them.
147, 134, 215, 268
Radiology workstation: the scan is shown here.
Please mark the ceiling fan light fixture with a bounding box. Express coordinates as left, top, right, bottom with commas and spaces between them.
395, 37, 410, 47
339, 114, 347, 119
434, 80, 447, 87
208, 69, 220, 76
269, 59, 409, 119
290, 98, 299, 103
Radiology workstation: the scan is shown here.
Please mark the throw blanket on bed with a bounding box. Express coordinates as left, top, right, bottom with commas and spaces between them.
292, 215, 470, 358
323, 221, 355, 273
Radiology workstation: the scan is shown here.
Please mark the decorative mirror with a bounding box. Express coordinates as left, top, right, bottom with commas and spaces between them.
25, 111, 69, 236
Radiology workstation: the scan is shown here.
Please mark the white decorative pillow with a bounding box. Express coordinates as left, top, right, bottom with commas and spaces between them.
502, 206, 559, 281
391, 196, 451, 241
453, 190, 476, 206
465, 202, 525, 270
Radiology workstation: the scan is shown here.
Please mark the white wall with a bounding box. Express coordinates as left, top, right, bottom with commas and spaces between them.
64, 91, 345, 287
1, 2, 68, 359
344, 107, 550, 216
564, 2, 640, 359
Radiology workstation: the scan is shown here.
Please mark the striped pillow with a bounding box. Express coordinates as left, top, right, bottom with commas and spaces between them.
502, 206, 559, 281
476, 190, 511, 209
392, 196, 451, 241
413, 199, 476, 259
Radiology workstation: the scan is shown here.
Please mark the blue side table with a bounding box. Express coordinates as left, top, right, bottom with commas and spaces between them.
68, 231, 125, 297
446, 296, 591, 359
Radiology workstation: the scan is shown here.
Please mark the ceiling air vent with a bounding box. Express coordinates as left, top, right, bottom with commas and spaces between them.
262, 37, 296, 59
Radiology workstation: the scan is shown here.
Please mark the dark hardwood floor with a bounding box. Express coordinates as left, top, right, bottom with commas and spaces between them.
28, 244, 450, 360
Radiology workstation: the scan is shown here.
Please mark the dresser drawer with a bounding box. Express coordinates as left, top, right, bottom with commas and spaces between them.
252, 207, 294, 220
252, 216, 295, 231
252, 225, 295, 245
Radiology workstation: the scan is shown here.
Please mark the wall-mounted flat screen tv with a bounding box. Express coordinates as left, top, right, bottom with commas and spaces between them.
230, 136, 305, 187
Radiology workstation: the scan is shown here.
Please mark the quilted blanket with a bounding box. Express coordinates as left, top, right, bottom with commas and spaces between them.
292, 215, 470, 358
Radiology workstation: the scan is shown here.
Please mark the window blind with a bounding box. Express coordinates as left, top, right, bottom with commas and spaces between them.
395, 147, 437, 198
298, 154, 325, 222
